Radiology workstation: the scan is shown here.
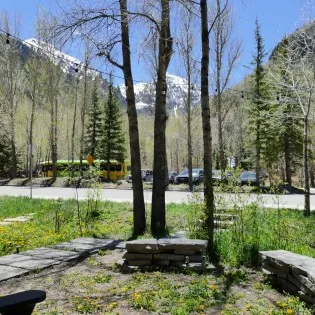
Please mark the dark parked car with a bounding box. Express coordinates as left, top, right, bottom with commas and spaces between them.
142, 169, 153, 182
240, 171, 257, 186
168, 171, 178, 184
175, 168, 204, 185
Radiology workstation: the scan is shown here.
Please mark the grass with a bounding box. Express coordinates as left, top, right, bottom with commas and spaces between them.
29, 253, 313, 314
1, 196, 315, 265
1, 196, 315, 313
216, 205, 315, 266
0, 196, 134, 255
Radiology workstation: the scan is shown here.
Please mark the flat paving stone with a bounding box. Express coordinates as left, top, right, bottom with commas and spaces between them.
0, 254, 59, 270
69, 238, 117, 247
22, 248, 83, 262
0, 265, 29, 281
158, 238, 208, 251
125, 239, 158, 253
115, 241, 126, 250
3, 217, 29, 222
53, 238, 117, 253
0, 222, 11, 226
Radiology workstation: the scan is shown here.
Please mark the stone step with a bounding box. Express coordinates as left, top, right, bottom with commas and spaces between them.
214, 220, 235, 229
260, 250, 315, 303
214, 213, 238, 220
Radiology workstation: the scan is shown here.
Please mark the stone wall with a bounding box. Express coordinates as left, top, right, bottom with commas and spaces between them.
260, 250, 315, 303
120, 239, 214, 273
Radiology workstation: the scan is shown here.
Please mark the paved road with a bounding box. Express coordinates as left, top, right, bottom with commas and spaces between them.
1, 186, 315, 209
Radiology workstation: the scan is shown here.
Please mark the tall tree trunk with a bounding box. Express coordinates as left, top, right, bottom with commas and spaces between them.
51, 98, 58, 182
9, 99, 17, 178
29, 78, 36, 197
283, 135, 292, 185
256, 119, 261, 188
71, 78, 79, 166
215, 1, 225, 171
9, 68, 17, 178
119, 0, 146, 236
106, 82, 113, 181
217, 93, 225, 170
80, 65, 88, 177
303, 115, 310, 216
151, 0, 172, 237
310, 162, 315, 188
187, 75, 193, 192
200, 0, 215, 256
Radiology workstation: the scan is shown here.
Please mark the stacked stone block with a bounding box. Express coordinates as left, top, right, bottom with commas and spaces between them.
121, 239, 212, 273
260, 250, 315, 304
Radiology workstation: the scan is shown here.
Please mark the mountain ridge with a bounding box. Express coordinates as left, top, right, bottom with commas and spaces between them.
119, 72, 201, 113
22, 38, 201, 113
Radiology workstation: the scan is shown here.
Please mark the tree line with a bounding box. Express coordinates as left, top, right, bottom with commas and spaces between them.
0, 1, 314, 255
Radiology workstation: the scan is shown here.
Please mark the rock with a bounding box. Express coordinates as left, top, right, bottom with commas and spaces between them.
171, 262, 187, 268
266, 257, 290, 272
298, 291, 315, 304
153, 260, 170, 266
174, 249, 197, 255
187, 262, 205, 272
260, 250, 315, 298
125, 240, 158, 253
158, 239, 207, 251
122, 238, 208, 273
205, 263, 216, 273
277, 277, 299, 294
123, 253, 153, 260
292, 266, 308, 277
127, 259, 152, 266
290, 274, 315, 295
186, 255, 206, 263
261, 262, 287, 279
153, 254, 185, 261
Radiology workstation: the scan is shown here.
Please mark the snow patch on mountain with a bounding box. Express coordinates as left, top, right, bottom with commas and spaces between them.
24, 38, 99, 78
120, 73, 200, 112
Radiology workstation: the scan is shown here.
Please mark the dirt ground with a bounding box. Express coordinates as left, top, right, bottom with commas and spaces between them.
0, 248, 289, 315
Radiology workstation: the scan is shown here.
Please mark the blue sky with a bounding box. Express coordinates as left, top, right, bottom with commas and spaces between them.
1, 0, 314, 86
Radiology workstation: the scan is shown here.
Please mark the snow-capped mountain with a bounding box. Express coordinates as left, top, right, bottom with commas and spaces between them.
24, 38, 100, 79
23, 39, 201, 113
120, 73, 201, 113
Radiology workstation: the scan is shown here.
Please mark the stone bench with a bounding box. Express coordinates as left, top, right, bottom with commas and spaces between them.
120, 238, 215, 273
260, 250, 315, 303
0, 290, 46, 315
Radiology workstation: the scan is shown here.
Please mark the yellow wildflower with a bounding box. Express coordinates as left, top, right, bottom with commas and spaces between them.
209, 284, 217, 290
109, 302, 118, 309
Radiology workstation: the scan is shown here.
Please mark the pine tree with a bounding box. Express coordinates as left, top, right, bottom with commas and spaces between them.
270, 37, 303, 185
85, 79, 103, 158
0, 129, 11, 178
100, 80, 126, 180
248, 19, 270, 187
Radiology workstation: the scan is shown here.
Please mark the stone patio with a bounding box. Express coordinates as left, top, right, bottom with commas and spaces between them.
0, 238, 118, 282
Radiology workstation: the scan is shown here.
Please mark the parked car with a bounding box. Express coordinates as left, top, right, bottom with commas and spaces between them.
168, 171, 178, 184
212, 170, 222, 184
125, 174, 132, 183
175, 168, 204, 185
125, 170, 153, 183
240, 171, 257, 186
142, 169, 153, 182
